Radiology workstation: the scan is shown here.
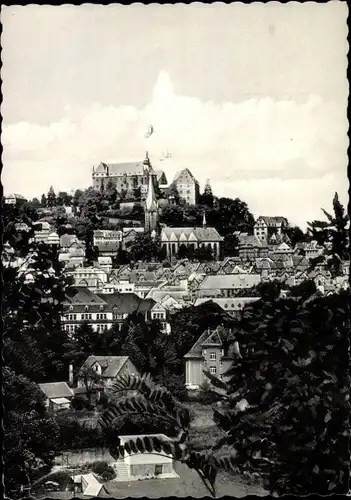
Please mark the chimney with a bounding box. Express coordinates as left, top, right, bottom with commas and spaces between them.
69, 364, 74, 386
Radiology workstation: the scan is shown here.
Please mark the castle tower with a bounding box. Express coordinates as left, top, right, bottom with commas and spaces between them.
144, 155, 159, 234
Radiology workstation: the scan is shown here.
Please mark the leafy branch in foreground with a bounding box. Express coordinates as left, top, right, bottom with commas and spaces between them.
98, 373, 237, 497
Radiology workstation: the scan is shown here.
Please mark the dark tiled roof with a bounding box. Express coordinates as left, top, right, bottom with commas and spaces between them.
65, 287, 107, 305
96, 293, 156, 314
95, 161, 145, 176
38, 382, 74, 400
81, 356, 129, 378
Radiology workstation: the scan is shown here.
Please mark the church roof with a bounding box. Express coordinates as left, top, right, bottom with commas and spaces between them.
161, 227, 223, 242
95, 161, 145, 176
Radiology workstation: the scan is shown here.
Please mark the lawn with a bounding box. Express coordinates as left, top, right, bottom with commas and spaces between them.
105, 461, 268, 498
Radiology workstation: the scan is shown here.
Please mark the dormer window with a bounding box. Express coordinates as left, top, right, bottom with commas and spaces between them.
85, 305, 89, 311
99, 304, 104, 311
69, 305, 74, 311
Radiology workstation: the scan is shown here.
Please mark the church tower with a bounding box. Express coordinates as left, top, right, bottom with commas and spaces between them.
144, 153, 159, 234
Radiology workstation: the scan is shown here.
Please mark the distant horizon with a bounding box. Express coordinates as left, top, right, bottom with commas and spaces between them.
2, 4, 348, 231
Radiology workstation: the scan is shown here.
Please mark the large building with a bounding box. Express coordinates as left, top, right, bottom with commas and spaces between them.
92, 152, 166, 198
253, 216, 289, 242
173, 169, 200, 205
160, 216, 223, 259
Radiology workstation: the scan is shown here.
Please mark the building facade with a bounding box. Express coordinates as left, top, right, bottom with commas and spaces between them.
160, 226, 223, 259
184, 327, 235, 389
92, 151, 166, 198
173, 168, 200, 205
254, 216, 289, 242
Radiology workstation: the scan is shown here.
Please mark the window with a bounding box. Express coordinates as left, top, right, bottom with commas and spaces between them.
155, 465, 163, 475
210, 367, 216, 375
210, 352, 216, 361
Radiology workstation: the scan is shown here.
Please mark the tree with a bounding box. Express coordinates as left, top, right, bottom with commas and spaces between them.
222, 234, 239, 258
194, 245, 214, 261
200, 179, 214, 208
3, 367, 60, 496
47, 186, 56, 208
78, 366, 102, 406
207, 289, 350, 495
56, 191, 73, 207
177, 244, 190, 260
41, 194, 47, 207
159, 204, 184, 226
307, 192, 349, 276
127, 233, 163, 262
285, 225, 310, 247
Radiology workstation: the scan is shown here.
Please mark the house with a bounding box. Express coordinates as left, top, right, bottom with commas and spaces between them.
72, 473, 108, 496
66, 266, 108, 289
195, 273, 261, 298
4, 193, 27, 205
93, 230, 123, 256
97, 256, 113, 272
193, 297, 260, 317
98, 292, 156, 328
32, 221, 52, 243
78, 356, 139, 389
253, 216, 289, 242
47, 231, 60, 246
38, 382, 74, 411
113, 434, 178, 481
62, 287, 111, 333
160, 226, 223, 259
184, 326, 236, 389
173, 168, 200, 205
238, 233, 269, 261
60, 233, 79, 251
294, 240, 324, 260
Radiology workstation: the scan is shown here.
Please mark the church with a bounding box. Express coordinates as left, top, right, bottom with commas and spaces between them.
143, 156, 223, 259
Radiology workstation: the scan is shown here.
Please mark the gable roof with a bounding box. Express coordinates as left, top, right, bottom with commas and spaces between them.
95, 161, 145, 176
161, 227, 223, 242
39, 382, 74, 400
256, 216, 288, 226
184, 325, 233, 359
198, 274, 261, 290
173, 168, 199, 184
81, 356, 130, 378
97, 292, 156, 313
65, 287, 107, 305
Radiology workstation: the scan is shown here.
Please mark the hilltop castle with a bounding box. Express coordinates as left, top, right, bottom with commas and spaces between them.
92, 153, 167, 198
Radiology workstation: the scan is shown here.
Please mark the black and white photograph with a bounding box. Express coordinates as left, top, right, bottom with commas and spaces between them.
1, 3, 350, 498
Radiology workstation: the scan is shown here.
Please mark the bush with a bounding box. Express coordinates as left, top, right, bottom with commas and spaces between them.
56, 416, 106, 450
100, 465, 116, 481
91, 461, 116, 481
71, 395, 90, 411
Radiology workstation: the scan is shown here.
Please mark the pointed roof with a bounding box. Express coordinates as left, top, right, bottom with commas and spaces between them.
146, 173, 158, 212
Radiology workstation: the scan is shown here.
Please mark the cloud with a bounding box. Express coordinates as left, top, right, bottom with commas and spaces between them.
2, 71, 348, 228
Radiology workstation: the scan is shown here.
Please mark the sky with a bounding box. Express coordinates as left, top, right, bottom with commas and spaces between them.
1, 3, 349, 229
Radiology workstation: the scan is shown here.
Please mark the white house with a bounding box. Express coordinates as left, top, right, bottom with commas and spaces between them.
113, 434, 178, 481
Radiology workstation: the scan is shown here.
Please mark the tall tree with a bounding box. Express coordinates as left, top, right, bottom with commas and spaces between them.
307, 192, 349, 275
41, 194, 47, 208
3, 368, 60, 496
47, 186, 56, 208
200, 179, 214, 208
208, 289, 350, 495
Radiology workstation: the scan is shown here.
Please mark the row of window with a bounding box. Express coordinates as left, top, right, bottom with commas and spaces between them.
152, 313, 165, 319
96, 313, 107, 320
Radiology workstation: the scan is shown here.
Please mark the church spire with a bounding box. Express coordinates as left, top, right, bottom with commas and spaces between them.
202, 210, 207, 228
146, 172, 158, 212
